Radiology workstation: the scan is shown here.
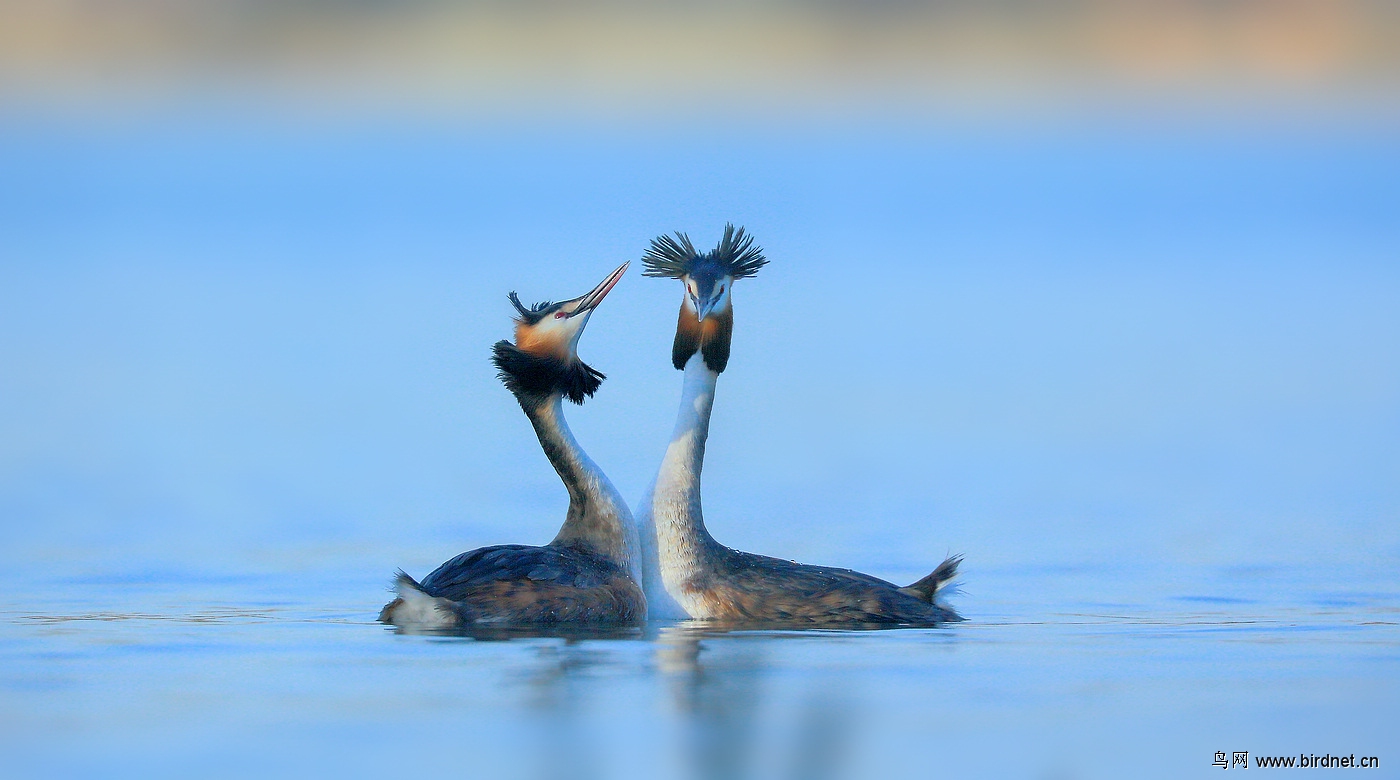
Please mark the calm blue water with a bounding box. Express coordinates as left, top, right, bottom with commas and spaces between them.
2, 116, 1398, 778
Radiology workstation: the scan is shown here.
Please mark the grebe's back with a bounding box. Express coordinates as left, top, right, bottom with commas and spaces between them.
382, 543, 643, 626
687, 547, 960, 626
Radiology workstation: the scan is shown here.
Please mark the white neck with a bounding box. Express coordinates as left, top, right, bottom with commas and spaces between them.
528, 395, 641, 590
636, 352, 721, 619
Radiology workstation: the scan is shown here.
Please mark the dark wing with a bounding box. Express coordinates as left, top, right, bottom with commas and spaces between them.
420, 544, 611, 596
417, 544, 642, 625
706, 548, 954, 625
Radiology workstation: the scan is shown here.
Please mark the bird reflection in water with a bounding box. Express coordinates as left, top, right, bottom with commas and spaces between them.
518, 640, 615, 780
481, 623, 859, 780
657, 624, 854, 780
386, 622, 643, 641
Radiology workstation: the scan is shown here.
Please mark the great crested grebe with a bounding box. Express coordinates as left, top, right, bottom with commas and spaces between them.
636, 225, 961, 625
380, 262, 644, 629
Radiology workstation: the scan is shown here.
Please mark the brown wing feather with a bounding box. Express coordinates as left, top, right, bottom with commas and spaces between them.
445, 573, 643, 625
693, 548, 960, 626
408, 543, 644, 625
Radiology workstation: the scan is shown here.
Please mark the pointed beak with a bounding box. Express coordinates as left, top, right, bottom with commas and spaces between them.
570, 261, 629, 317
695, 296, 719, 322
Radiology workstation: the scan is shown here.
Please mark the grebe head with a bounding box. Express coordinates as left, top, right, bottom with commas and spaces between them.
642, 224, 766, 373
492, 261, 629, 405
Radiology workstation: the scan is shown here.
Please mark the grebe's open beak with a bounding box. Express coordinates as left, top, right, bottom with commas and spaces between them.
569, 261, 629, 317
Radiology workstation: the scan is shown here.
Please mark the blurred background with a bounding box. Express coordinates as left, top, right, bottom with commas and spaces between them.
1, 2, 1398, 779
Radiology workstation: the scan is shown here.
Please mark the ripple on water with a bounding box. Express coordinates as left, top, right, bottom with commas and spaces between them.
2, 561, 1395, 779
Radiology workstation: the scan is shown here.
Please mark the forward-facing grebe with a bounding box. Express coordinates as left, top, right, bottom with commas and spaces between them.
380, 262, 644, 629
636, 226, 961, 625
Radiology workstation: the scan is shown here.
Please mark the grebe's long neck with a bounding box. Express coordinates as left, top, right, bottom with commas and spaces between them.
644, 351, 724, 614
523, 394, 639, 581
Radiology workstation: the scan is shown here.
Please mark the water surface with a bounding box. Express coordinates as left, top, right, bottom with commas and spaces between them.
1, 118, 1397, 779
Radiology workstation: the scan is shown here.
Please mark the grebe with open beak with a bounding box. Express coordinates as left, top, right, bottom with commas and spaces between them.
381, 262, 643, 629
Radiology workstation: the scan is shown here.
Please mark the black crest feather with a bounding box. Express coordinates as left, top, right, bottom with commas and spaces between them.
492, 340, 604, 405
507, 292, 556, 325
641, 223, 767, 280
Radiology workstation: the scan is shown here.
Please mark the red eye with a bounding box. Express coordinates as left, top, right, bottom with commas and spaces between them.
719, 285, 725, 293
554, 311, 567, 319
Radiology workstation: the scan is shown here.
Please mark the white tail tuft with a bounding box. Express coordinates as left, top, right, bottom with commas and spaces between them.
379, 571, 459, 629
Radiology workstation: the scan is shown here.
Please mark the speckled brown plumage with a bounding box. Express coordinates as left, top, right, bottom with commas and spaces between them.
679, 545, 961, 626
380, 543, 644, 626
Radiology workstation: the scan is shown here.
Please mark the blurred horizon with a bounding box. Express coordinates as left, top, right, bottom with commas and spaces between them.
2, 0, 1398, 123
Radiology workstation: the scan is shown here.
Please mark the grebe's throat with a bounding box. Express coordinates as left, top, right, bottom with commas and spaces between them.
648, 351, 723, 607
491, 337, 636, 577
521, 394, 638, 577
